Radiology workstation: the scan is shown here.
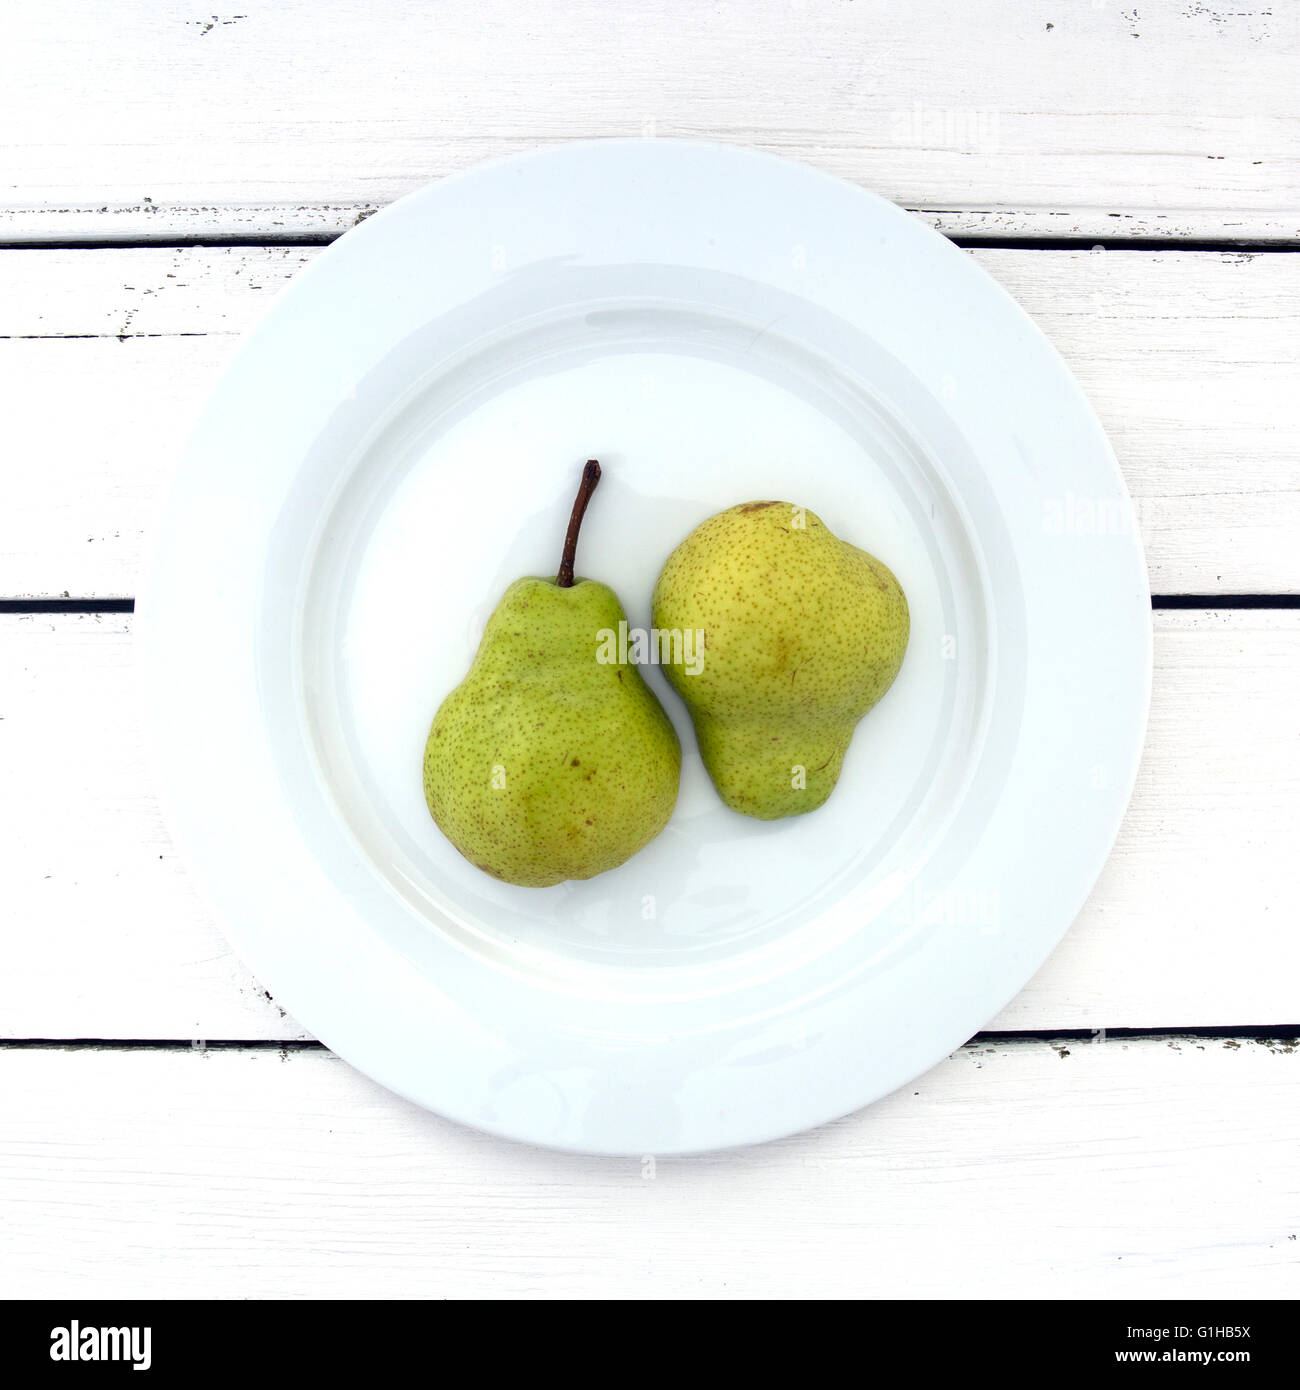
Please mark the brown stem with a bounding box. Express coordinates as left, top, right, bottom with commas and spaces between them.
555, 459, 601, 588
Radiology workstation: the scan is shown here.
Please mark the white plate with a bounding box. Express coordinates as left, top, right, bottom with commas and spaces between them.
140, 140, 1150, 1155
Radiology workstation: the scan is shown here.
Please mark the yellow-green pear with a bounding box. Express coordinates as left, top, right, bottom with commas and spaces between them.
424, 462, 681, 886
651, 500, 908, 819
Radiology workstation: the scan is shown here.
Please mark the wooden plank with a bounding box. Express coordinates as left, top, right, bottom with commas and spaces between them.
0, 249, 314, 600
982, 248, 1300, 596
0, 1038, 1295, 1297
998, 608, 1300, 1031
0, 335, 231, 600
0, 612, 308, 1041
1, 1, 1296, 244
1, 610, 1297, 1041
2, 246, 1297, 597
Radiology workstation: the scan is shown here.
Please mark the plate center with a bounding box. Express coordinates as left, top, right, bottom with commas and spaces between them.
296, 298, 990, 991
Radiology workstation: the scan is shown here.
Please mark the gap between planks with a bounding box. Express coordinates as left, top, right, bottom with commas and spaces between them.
0, 1025, 1296, 1052
4, 597, 1300, 612
3, 232, 1300, 254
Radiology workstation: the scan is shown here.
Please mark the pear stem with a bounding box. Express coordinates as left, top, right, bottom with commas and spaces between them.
556, 459, 601, 588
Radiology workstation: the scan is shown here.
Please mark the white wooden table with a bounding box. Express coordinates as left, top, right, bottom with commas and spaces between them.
2, 2, 1297, 1300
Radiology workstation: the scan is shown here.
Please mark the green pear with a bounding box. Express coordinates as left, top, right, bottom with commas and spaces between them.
424, 462, 680, 887
651, 500, 908, 819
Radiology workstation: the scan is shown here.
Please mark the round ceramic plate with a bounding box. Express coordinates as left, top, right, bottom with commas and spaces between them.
140, 139, 1150, 1155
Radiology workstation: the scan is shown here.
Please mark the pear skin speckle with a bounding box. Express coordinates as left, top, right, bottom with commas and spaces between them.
423, 577, 681, 886
651, 502, 909, 819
